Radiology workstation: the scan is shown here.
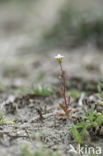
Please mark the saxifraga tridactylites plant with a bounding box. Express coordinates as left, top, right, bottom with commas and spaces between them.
54, 54, 76, 119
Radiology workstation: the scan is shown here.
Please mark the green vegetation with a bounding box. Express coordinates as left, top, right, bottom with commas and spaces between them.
20, 145, 61, 156
34, 86, 53, 96
15, 86, 54, 96
14, 86, 31, 96
68, 106, 103, 144
69, 89, 82, 99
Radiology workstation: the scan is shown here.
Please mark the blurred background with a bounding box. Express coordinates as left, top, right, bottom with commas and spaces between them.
0, 0, 103, 90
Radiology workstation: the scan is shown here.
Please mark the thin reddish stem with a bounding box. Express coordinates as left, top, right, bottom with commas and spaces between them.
59, 62, 68, 111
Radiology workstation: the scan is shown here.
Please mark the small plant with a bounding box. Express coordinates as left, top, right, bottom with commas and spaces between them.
54, 54, 76, 119
34, 86, 53, 96
68, 106, 103, 144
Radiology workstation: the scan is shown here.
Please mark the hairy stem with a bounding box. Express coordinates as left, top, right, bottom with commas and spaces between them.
59, 62, 68, 111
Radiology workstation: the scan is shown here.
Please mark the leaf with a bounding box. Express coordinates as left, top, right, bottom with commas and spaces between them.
71, 126, 82, 144
59, 103, 67, 112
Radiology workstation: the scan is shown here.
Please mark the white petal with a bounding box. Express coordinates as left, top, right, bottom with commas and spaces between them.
54, 54, 64, 59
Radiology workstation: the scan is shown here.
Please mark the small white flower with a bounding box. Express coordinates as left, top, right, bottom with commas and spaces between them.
54, 54, 64, 63
54, 54, 64, 59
